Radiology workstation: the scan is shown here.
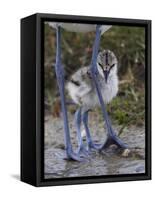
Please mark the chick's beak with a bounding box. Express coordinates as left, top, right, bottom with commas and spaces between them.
103, 70, 109, 83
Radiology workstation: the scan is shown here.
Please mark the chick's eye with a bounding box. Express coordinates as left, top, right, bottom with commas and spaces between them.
110, 64, 115, 69
98, 63, 103, 68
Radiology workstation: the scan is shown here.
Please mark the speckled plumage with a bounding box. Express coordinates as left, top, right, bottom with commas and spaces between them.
66, 50, 118, 111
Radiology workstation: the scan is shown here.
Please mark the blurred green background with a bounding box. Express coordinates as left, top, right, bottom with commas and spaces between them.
44, 23, 145, 129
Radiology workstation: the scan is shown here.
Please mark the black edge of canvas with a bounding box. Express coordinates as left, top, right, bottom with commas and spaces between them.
145, 20, 151, 180
21, 13, 151, 187
21, 14, 38, 186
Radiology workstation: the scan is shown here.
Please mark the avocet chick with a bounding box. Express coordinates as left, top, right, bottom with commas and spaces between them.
66, 49, 118, 110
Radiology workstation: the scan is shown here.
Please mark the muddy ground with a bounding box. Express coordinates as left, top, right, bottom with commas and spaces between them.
44, 112, 145, 179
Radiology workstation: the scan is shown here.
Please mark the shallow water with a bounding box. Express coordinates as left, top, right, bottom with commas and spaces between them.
44, 114, 145, 179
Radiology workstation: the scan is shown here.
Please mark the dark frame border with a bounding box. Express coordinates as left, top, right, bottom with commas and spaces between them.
35, 13, 151, 187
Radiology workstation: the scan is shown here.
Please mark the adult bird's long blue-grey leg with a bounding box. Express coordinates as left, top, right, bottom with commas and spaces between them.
75, 108, 89, 157
82, 110, 102, 151
55, 26, 82, 161
90, 25, 128, 149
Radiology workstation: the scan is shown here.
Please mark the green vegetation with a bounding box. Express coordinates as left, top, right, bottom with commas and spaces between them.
107, 82, 145, 126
